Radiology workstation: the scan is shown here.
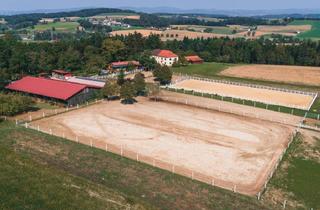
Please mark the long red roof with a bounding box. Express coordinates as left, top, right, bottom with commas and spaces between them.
6, 76, 87, 101
152, 49, 178, 58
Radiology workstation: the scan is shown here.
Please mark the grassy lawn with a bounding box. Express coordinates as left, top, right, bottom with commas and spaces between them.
268, 133, 320, 209
289, 20, 320, 40
172, 62, 235, 78
34, 101, 59, 110
0, 121, 275, 210
111, 26, 144, 31
32, 22, 79, 32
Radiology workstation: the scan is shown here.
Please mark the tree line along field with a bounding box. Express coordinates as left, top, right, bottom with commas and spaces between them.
289, 20, 320, 40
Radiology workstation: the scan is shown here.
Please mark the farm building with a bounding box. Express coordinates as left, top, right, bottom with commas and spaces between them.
185, 55, 204, 64
6, 76, 97, 106
151, 49, 179, 67
52, 70, 72, 80
108, 61, 141, 73
52, 76, 105, 89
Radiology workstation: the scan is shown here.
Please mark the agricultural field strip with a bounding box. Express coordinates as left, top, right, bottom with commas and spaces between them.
169, 76, 317, 110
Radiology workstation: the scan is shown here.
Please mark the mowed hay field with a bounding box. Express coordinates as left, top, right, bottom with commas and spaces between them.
220, 64, 320, 86
32, 98, 294, 196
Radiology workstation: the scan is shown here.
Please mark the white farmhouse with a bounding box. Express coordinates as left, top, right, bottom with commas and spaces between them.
151, 49, 179, 67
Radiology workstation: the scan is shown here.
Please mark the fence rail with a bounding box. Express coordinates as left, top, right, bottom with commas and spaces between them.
22, 120, 299, 200
161, 86, 320, 120
173, 74, 318, 97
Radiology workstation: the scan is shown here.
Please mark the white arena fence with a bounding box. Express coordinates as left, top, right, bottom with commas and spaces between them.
22, 121, 255, 197
14, 99, 103, 125
171, 74, 318, 111
13, 118, 308, 208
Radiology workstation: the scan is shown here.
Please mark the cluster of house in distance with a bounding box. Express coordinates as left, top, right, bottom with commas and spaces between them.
5, 49, 203, 106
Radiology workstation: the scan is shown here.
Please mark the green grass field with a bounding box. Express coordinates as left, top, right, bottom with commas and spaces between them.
32, 22, 79, 32
269, 133, 320, 209
0, 121, 276, 210
289, 20, 320, 40
173, 62, 235, 77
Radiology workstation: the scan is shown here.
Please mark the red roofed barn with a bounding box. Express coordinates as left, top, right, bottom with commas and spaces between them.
151, 49, 179, 66
185, 55, 203, 64
6, 76, 97, 106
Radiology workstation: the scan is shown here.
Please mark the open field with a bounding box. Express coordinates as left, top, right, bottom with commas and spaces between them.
266, 130, 320, 209
110, 29, 233, 40
220, 64, 320, 87
171, 25, 236, 34
0, 121, 281, 210
289, 20, 320, 40
173, 62, 234, 77
32, 22, 79, 32
257, 25, 311, 33
31, 98, 295, 196
172, 79, 315, 110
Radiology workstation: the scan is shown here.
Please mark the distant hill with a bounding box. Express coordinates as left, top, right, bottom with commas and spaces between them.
123, 7, 320, 17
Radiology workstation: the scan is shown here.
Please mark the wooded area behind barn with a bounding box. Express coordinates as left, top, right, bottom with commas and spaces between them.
1, 31, 320, 89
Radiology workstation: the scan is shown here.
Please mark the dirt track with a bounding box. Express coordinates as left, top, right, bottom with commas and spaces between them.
32, 97, 295, 195
220, 64, 320, 86
172, 79, 314, 110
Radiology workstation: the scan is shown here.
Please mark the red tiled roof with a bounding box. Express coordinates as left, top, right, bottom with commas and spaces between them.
185, 55, 203, 62
6, 76, 87, 101
152, 49, 178, 58
111, 61, 140, 67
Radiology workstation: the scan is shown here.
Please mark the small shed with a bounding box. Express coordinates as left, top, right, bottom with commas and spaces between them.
185, 55, 204, 64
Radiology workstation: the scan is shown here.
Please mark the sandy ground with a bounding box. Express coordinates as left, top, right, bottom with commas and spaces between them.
32, 98, 294, 195
220, 64, 320, 86
158, 91, 303, 127
172, 79, 314, 110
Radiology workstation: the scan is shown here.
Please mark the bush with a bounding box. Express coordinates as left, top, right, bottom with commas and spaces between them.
0, 93, 35, 116
153, 65, 173, 85
120, 81, 137, 104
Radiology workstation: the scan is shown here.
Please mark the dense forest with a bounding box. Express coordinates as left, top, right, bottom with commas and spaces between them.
1, 31, 320, 88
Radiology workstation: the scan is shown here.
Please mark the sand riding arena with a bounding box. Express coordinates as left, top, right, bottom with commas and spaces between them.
170, 77, 317, 110
29, 96, 300, 197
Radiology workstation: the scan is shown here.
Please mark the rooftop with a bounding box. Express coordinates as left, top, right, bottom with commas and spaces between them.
6, 76, 87, 101
152, 49, 178, 58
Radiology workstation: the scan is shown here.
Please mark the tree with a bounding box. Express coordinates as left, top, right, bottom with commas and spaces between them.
120, 81, 136, 104
139, 52, 157, 70
102, 38, 125, 60
133, 73, 146, 96
101, 79, 120, 99
117, 70, 126, 86
0, 93, 34, 116
153, 65, 173, 85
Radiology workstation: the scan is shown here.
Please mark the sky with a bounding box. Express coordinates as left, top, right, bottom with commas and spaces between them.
1, 0, 320, 11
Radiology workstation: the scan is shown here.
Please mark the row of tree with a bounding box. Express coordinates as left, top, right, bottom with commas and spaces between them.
101, 72, 147, 104
1, 31, 320, 87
